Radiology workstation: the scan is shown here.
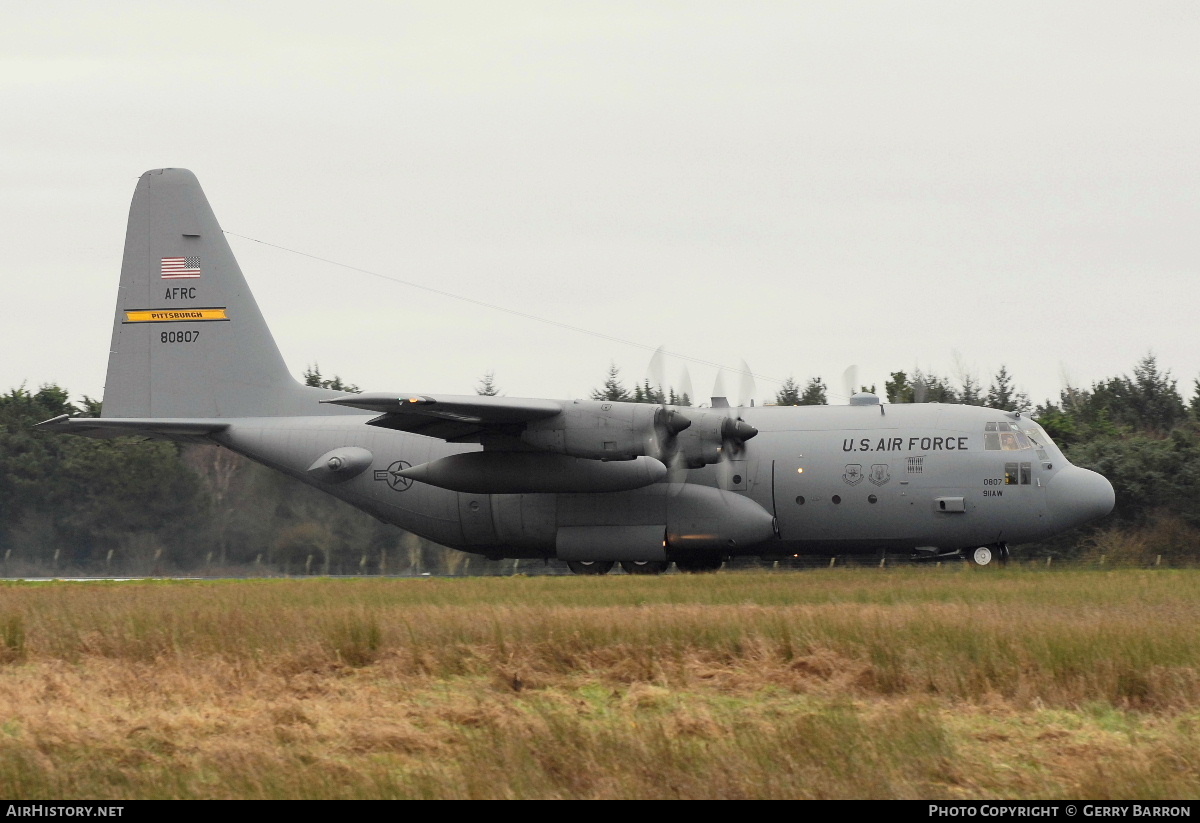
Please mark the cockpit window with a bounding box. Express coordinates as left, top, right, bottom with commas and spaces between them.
985, 421, 1034, 451
1004, 461, 1033, 485
1022, 422, 1058, 460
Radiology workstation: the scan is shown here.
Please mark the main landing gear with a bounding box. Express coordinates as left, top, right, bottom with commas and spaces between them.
564, 558, 724, 575
673, 556, 725, 573
566, 560, 615, 575
963, 543, 1010, 567
620, 560, 671, 575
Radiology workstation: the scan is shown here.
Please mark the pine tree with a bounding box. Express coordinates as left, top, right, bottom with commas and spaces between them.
667, 388, 692, 407
1128, 354, 1186, 432
886, 371, 913, 404
632, 380, 666, 404
774, 377, 802, 405
798, 377, 828, 406
303, 364, 360, 393
959, 372, 983, 406
475, 371, 501, 396
986, 365, 1029, 412
921, 372, 959, 403
590, 363, 632, 401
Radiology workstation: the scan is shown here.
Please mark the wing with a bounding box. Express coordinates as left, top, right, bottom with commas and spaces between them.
319, 393, 563, 443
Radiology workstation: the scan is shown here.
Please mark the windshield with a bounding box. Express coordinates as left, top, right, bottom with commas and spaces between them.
983, 420, 1031, 451
982, 419, 1059, 461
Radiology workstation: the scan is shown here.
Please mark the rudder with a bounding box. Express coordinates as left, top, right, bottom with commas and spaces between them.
103, 169, 338, 418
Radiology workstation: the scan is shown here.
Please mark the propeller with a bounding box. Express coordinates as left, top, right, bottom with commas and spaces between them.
643, 352, 757, 472
913, 371, 929, 404
643, 346, 691, 464
841, 365, 859, 404
711, 366, 729, 408
646, 345, 668, 404
705, 361, 758, 462
736, 358, 756, 408
676, 364, 694, 408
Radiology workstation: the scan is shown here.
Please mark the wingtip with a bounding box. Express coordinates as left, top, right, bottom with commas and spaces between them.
34, 414, 70, 430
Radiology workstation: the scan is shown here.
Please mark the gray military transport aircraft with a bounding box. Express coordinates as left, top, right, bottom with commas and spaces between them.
38, 169, 1116, 573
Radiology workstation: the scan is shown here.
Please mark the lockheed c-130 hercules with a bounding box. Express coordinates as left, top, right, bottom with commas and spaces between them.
38, 169, 1116, 573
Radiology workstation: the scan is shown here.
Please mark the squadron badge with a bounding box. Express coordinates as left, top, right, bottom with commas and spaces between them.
842, 464, 863, 486
869, 464, 891, 486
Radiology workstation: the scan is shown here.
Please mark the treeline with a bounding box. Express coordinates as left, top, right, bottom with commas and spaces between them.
2, 357, 1199, 575
0, 372, 467, 578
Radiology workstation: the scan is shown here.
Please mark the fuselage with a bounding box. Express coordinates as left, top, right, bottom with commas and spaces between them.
211, 399, 1114, 562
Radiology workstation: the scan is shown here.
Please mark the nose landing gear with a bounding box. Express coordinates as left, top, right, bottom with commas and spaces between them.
964, 543, 1009, 567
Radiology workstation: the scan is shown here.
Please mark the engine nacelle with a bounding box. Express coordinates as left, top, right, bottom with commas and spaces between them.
515, 400, 751, 469
520, 400, 661, 460
673, 410, 759, 468
674, 413, 725, 468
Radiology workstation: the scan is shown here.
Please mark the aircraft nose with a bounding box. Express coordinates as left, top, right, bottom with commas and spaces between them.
1047, 467, 1115, 528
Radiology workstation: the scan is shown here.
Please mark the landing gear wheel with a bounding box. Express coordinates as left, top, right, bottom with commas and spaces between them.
965, 546, 997, 567
620, 560, 671, 575
674, 557, 724, 573
566, 560, 615, 575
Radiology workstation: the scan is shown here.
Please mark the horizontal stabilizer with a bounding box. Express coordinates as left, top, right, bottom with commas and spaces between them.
36, 414, 229, 442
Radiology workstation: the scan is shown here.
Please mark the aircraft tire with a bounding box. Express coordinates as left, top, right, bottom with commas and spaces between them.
566, 560, 615, 575
964, 546, 998, 567
620, 560, 671, 575
674, 557, 724, 573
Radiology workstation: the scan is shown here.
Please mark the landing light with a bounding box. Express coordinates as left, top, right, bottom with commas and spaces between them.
796, 467, 804, 474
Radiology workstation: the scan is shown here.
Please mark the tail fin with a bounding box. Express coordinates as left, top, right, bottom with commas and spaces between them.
102, 169, 338, 418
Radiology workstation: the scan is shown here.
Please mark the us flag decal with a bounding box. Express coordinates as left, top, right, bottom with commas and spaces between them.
161, 257, 201, 279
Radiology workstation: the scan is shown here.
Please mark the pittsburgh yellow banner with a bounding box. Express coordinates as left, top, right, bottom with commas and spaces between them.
124, 308, 229, 323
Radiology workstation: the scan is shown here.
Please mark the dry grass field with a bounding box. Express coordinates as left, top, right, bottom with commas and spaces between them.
1, 568, 1198, 799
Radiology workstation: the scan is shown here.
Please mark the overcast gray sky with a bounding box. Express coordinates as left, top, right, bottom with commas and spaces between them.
4, 1, 1198, 407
